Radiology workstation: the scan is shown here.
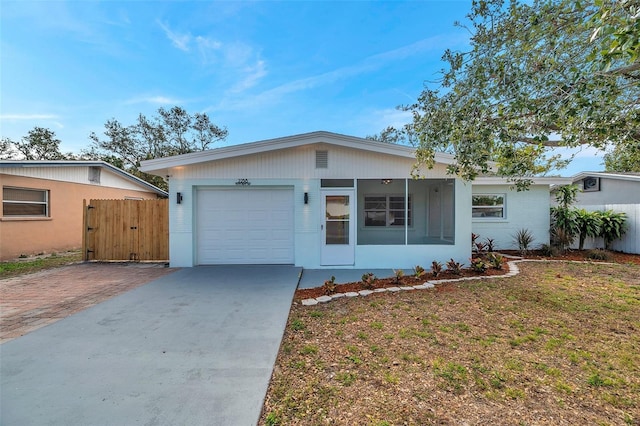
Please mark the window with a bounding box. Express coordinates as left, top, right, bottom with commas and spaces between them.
2, 187, 49, 217
472, 194, 505, 218
364, 194, 411, 227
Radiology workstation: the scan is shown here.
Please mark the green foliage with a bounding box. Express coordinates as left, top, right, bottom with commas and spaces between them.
604, 141, 640, 172
264, 412, 281, 426
598, 210, 628, 249
86, 106, 227, 190
414, 265, 426, 279
470, 257, 487, 273
487, 252, 505, 270
1, 127, 76, 160
290, 319, 305, 331
575, 209, 602, 250
406, 0, 639, 184
553, 185, 579, 209
513, 228, 535, 256
393, 269, 405, 283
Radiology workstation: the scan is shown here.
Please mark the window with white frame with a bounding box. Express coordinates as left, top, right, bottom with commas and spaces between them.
472, 194, 505, 218
364, 194, 411, 226
2, 187, 49, 217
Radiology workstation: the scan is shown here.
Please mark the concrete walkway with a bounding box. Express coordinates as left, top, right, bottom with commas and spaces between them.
1, 265, 301, 426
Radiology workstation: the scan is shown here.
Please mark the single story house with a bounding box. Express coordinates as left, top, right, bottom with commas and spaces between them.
565, 172, 639, 254
140, 131, 569, 269
0, 161, 167, 260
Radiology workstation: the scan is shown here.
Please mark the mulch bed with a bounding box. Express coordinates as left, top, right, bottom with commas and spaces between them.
295, 249, 640, 301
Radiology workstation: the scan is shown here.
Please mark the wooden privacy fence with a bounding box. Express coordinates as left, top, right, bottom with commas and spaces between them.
83, 199, 169, 261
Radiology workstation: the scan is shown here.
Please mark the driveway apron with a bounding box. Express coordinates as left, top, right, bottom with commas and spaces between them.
1, 265, 301, 426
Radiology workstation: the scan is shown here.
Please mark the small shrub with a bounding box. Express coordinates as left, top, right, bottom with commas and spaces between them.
446, 258, 462, 275
361, 272, 377, 289
470, 257, 487, 273
474, 241, 487, 254
414, 265, 426, 279
487, 252, 504, 270
393, 269, 405, 284
431, 260, 443, 277
539, 243, 558, 257
513, 228, 535, 256
323, 276, 337, 295
471, 233, 480, 245
586, 248, 611, 261
485, 238, 495, 252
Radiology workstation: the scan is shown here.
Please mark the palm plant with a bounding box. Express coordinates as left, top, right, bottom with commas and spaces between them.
598, 210, 627, 250
575, 209, 602, 250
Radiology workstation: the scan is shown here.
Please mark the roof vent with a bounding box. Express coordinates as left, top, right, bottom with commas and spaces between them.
315, 150, 328, 169
583, 176, 600, 192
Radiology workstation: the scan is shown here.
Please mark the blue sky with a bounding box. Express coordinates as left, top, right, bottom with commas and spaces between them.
1, 0, 603, 175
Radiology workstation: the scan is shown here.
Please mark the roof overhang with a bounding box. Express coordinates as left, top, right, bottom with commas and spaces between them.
571, 171, 640, 183
473, 176, 573, 186
0, 160, 167, 196
139, 131, 458, 176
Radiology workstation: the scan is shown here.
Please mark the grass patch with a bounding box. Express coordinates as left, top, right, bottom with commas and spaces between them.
262, 261, 640, 425
0, 251, 81, 278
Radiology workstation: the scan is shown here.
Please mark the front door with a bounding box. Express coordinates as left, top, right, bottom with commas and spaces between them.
321, 190, 355, 265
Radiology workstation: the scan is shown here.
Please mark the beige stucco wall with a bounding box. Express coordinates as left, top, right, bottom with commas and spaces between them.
0, 174, 160, 260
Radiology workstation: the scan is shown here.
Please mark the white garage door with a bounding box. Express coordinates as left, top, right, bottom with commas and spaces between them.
196, 188, 295, 264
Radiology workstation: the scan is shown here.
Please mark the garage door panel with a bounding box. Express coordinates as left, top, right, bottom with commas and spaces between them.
196, 188, 294, 264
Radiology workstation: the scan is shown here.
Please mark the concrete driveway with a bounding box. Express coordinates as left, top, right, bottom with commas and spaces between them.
1, 265, 301, 426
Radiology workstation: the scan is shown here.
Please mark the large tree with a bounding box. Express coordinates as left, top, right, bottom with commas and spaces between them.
1, 127, 73, 160
407, 0, 639, 188
87, 106, 228, 190
604, 141, 640, 172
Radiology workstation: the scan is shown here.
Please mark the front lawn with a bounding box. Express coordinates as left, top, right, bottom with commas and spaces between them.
261, 261, 640, 425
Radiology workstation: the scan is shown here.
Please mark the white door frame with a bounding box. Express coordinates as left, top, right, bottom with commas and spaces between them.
320, 189, 355, 266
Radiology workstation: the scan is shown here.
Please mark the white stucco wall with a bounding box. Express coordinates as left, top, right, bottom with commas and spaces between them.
472, 184, 551, 250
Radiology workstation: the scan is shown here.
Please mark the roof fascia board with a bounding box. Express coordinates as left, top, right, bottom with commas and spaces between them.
473, 177, 573, 186
0, 160, 167, 196
571, 172, 640, 183
140, 131, 457, 173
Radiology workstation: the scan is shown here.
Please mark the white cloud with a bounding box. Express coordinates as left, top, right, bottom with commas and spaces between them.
230, 60, 267, 93
157, 20, 191, 51
208, 36, 447, 113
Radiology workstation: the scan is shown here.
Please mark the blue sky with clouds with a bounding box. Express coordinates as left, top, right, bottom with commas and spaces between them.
1, 0, 603, 175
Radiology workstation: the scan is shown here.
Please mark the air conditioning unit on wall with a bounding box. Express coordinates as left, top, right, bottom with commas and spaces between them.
583, 176, 600, 192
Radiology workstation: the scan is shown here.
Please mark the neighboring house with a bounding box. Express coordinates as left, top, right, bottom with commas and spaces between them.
0, 161, 167, 260
567, 172, 640, 254
140, 131, 569, 269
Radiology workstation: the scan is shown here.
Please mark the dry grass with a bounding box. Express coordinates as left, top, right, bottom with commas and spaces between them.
261, 261, 640, 425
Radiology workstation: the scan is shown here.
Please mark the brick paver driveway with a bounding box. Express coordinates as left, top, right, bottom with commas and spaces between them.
0, 262, 176, 343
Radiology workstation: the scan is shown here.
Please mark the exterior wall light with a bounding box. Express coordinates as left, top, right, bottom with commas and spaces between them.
304, 192, 309, 204
176, 192, 183, 204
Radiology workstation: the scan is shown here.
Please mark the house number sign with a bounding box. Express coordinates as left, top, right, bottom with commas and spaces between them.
235, 178, 251, 186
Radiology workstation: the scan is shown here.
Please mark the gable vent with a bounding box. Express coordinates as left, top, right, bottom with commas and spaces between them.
315, 150, 328, 169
